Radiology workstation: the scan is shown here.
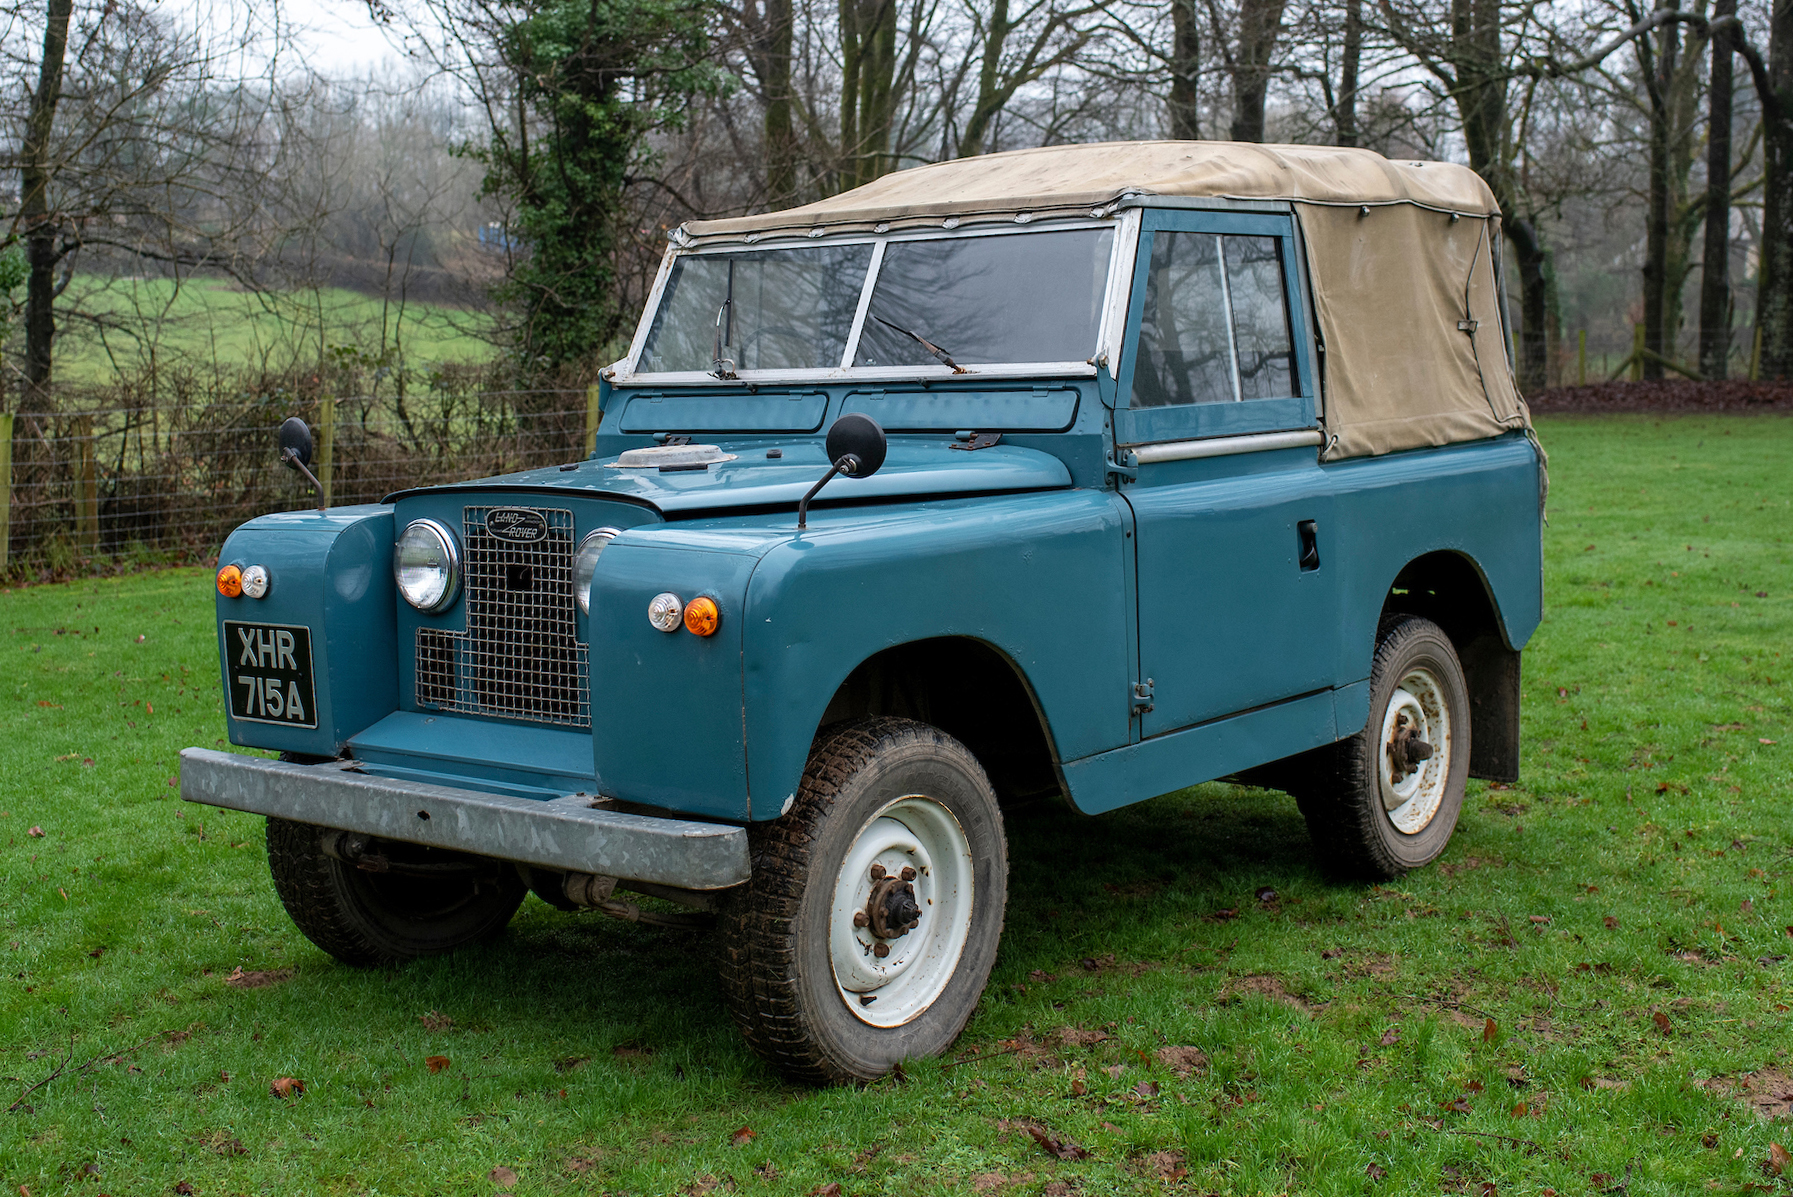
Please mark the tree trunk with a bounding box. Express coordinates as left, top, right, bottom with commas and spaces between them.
1758, 0, 1793, 377
1168, 0, 1201, 139
838, 0, 899, 190
1507, 216, 1550, 392
21, 0, 74, 405
758, 0, 798, 206
960, 0, 1016, 154
1699, 0, 1735, 379
1229, 0, 1289, 142
1336, 0, 1362, 146
1640, 18, 1678, 381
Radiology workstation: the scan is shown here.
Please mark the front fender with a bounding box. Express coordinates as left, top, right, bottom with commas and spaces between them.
741, 492, 1132, 820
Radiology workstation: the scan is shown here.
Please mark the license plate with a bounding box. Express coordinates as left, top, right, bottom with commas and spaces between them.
224, 621, 318, 729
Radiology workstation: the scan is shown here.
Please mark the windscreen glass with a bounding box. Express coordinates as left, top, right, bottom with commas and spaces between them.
854, 228, 1114, 367
639, 245, 873, 373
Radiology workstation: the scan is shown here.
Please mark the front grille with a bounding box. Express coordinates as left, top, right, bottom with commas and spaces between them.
414, 506, 590, 728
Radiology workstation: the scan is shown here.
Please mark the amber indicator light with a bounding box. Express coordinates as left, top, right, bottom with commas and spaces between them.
684, 596, 720, 636
216, 564, 243, 598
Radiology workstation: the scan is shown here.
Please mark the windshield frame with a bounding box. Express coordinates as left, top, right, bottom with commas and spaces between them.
613, 212, 1140, 387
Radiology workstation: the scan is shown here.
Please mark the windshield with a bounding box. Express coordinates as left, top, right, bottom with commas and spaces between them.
854, 228, 1113, 367
634, 225, 1114, 375
639, 244, 873, 373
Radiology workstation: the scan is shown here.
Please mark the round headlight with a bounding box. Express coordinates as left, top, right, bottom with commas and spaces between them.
395, 519, 460, 613
574, 527, 622, 615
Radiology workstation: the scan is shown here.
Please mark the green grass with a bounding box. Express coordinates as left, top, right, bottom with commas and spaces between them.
3, 414, 1791, 1195
56, 275, 493, 381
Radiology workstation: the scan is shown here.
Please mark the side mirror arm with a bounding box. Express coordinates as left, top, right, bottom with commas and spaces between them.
797, 453, 862, 530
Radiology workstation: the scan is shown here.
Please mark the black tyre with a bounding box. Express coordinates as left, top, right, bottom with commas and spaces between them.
265, 817, 526, 967
717, 717, 1009, 1085
1296, 616, 1470, 879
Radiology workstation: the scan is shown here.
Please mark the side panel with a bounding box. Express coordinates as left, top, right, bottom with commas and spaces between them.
217, 505, 397, 757
1324, 435, 1544, 689
588, 537, 761, 819
741, 492, 1133, 819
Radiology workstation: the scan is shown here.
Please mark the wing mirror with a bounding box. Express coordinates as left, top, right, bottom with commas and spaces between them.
798, 414, 887, 529
277, 416, 327, 513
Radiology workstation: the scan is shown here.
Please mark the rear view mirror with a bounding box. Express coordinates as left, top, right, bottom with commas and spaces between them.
799, 414, 888, 529
277, 416, 325, 513
278, 417, 314, 470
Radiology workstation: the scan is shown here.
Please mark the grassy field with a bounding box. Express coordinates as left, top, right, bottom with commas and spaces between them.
2, 414, 1790, 1196
56, 275, 492, 382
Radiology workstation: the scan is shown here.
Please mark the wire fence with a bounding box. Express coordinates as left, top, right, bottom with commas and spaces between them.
0, 374, 598, 581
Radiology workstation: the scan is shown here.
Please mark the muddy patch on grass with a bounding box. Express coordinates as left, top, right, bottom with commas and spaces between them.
1221, 974, 1325, 1012
223, 967, 293, 989
1701, 1069, 1793, 1119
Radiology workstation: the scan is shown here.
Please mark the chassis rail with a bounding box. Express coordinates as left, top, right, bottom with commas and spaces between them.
179, 748, 750, 890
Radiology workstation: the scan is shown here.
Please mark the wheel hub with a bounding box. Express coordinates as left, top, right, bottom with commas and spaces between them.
828, 796, 975, 1028
1377, 667, 1452, 835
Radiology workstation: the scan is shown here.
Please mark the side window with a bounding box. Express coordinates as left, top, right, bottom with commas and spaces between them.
1129, 232, 1296, 408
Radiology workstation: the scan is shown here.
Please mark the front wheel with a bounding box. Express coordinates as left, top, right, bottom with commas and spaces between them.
266, 818, 526, 966
1296, 616, 1471, 878
717, 717, 1008, 1085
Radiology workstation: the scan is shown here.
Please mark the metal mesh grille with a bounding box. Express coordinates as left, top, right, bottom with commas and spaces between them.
412, 506, 590, 728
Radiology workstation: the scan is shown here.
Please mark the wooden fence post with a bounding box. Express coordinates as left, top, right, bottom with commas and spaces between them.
1749, 325, 1763, 382
585, 384, 601, 456
318, 395, 334, 510
0, 411, 12, 573
1629, 325, 1645, 382
1577, 330, 1587, 385
73, 414, 98, 554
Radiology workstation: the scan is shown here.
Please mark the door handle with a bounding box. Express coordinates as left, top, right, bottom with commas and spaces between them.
1297, 520, 1320, 572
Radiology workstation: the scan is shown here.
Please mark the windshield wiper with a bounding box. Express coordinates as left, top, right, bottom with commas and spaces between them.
712, 261, 738, 379
872, 315, 969, 374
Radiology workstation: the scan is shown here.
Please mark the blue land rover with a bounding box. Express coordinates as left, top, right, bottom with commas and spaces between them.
183, 141, 1543, 1084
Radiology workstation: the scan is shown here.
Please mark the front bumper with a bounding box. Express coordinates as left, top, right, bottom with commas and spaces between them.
179, 748, 751, 890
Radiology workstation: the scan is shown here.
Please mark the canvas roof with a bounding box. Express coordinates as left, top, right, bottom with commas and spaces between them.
682, 140, 1501, 241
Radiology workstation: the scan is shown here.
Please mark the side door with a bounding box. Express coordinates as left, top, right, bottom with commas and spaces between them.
1114, 206, 1337, 741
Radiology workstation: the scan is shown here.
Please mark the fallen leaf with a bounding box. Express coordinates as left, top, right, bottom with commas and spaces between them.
1103, 1063, 1125, 1079
1603, 916, 1618, 929
1366, 1162, 1388, 1180
419, 1010, 453, 1031
1023, 1122, 1091, 1160
730, 1126, 756, 1147
426, 1055, 451, 1073
489, 1166, 519, 1187
1478, 1184, 1497, 1196
35, 701, 60, 708
1483, 1018, 1498, 1043
27, 826, 44, 838
1130, 1080, 1159, 1101
1769, 1144, 1790, 1177
1441, 1096, 1473, 1115
1652, 1011, 1673, 1035
1529, 915, 1551, 925
1321, 948, 1343, 959
1255, 886, 1278, 902
1143, 1148, 1186, 1180
173, 1184, 194, 1196
1762, 739, 1778, 746
269, 1077, 303, 1098
1379, 1026, 1401, 1047
807, 1185, 842, 1197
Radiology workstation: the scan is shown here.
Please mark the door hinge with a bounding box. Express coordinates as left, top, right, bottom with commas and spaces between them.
1130, 678, 1155, 715
1106, 450, 1138, 482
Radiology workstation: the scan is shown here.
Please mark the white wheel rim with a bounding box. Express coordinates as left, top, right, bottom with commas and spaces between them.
828, 795, 975, 1028
1378, 666, 1452, 835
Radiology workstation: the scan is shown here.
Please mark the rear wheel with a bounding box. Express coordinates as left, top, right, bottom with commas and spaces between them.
1296, 616, 1470, 878
265, 817, 526, 966
717, 717, 1008, 1085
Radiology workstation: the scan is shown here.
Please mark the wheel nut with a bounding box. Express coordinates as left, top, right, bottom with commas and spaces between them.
873, 942, 890, 958
900, 866, 916, 881
869, 863, 886, 880
852, 911, 869, 928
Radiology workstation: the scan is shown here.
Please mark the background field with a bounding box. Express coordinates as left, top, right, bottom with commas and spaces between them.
2, 415, 1790, 1196
57, 276, 493, 382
